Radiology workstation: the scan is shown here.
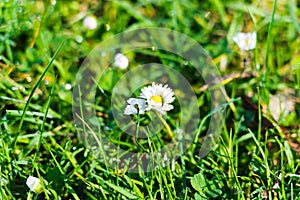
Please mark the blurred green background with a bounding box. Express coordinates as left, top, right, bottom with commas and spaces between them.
0, 0, 299, 199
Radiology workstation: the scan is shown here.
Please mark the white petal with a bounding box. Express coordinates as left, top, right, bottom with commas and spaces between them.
163, 104, 174, 111
124, 105, 138, 115
124, 98, 146, 115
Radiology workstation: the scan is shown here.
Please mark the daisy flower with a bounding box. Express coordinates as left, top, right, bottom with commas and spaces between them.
114, 53, 129, 70
124, 98, 146, 115
233, 31, 256, 51
140, 82, 175, 115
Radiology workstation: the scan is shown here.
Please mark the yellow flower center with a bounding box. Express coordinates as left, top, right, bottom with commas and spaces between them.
245, 39, 249, 45
151, 95, 163, 103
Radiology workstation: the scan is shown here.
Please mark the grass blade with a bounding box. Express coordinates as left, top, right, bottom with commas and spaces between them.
12, 40, 66, 149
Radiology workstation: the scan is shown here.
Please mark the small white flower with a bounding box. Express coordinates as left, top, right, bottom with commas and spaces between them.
114, 53, 129, 70
124, 98, 146, 115
233, 31, 256, 50
83, 15, 97, 30
26, 176, 43, 194
140, 82, 175, 115
272, 173, 282, 190
272, 182, 280, 190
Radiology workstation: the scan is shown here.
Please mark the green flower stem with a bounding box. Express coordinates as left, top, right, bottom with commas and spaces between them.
155, 112, 175, 141
135, 114, 146, 151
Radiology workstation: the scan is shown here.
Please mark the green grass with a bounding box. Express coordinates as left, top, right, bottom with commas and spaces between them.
0, 0, 300, 199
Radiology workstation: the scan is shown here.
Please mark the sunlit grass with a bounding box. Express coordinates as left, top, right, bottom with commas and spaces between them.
0, 0, 299, 199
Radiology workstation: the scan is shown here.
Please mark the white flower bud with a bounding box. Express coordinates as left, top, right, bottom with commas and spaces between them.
26, 176, 43, 194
